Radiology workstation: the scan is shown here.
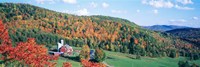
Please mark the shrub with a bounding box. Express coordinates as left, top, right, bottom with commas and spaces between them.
136, 55, 141, 59
94, 48, 106, 62
81, 59, 106, 67
178, 61, 190, 67
79, 45, 90, 60
63, 62, 72, 67
191, 63, 199, 67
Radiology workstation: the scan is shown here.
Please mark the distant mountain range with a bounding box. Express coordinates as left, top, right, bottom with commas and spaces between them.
166, 28, 200, 38
166, 28, 200, 47
143, 25, 191, 32
144, 25, 200, 46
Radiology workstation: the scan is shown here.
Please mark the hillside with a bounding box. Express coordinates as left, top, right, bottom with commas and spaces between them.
143, 25, 190, 32
166, 28, 200, 47
0, 3, 199, 59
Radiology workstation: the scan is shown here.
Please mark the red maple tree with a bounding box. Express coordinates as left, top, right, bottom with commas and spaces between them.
81, 59, 106, 67
0, 20, 71, 67
63, 62, 72, 67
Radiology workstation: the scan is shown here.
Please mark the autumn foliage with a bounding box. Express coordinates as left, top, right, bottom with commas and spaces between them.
79, 45, 90, 60
0, 20, 71, 67
81, 59, 106, 67
7, 38, 58, 66
0, 20, 12, 45
0, 20, 13, 56
63, 62, 72, 67
134, 39, 139, 44
94, 48, 106, 62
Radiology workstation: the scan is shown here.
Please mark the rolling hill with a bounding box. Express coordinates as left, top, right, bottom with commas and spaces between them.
143, 25, 190, 32
166, 28, 200, 47
0, 3, 199, 59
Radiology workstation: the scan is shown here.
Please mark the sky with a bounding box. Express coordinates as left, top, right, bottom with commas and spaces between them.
0, 0, 200, 27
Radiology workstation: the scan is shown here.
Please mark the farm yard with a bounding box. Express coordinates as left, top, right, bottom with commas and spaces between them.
49, 46, 200, 67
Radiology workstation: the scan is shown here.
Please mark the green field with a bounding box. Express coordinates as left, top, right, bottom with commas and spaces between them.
56, 47, 200, 67
104, 51, 200, 67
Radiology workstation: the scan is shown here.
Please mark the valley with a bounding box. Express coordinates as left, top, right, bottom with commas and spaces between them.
0, 2, 200, 67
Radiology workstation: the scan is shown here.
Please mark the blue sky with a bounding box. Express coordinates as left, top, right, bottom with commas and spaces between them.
1, 0, 200, 27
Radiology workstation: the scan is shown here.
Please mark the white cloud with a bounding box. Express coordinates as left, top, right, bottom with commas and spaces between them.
142, 0, 147, 4
142, 0, 174, 8
193, 17, 198, 20
61, 8, 89, 16
111, 10, 127, 14
36, 0, 55, 4
62, 0, 76, 4
36, 0, 45, 4
61, 10, 78, 15
36, 0, 77, 4
153, 9, 158, 14
102, 2, 109, 8
165, 1, 174, 8
169, 19, 187, 23
62, 10, 71, 13
90, 2, 98, 8
176, 0, 193, 5
142, 0, 194, 10
76, 8, 89, 15
175, 5, 194, 10
136, 9, 140, 13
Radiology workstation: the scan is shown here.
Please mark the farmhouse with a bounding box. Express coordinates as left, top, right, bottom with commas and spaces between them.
59, 44, 73, 55
57, 40, 73, 55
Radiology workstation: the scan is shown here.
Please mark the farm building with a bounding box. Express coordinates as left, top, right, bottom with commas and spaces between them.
55, 40, 73, 55
59, 44, 73, 55
90, 50, 95, 60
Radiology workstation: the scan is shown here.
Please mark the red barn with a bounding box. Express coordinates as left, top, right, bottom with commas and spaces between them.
59, 45, 73, 55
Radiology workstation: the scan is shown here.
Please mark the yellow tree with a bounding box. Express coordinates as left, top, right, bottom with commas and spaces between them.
79, 45, 90, 60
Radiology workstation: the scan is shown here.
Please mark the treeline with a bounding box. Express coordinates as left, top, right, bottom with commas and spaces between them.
178, 61, 199, 67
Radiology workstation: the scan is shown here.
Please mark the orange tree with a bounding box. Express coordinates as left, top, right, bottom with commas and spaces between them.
81, 59, 106, 67
79, 45, 90, 60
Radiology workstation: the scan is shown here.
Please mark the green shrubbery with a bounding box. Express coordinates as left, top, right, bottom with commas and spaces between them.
94, 48, 106, 62
178, 61, 199, 67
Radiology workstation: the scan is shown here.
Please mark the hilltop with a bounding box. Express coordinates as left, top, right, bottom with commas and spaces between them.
143, 25, 190, 32
166, 28, 200, 47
